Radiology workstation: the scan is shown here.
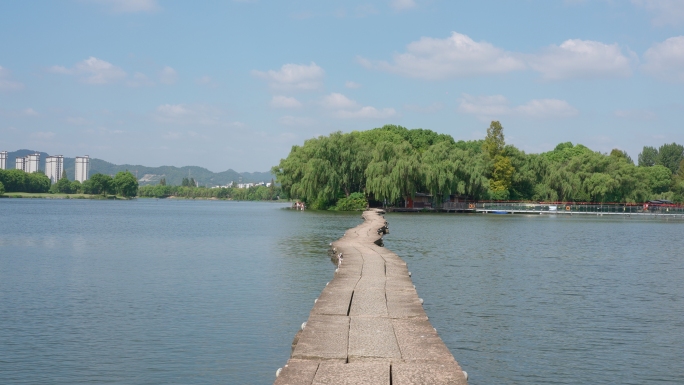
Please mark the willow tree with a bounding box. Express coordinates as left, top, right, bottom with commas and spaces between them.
327, 131, 370, 197
421, 141, 489, 201
365, 141, 420, 204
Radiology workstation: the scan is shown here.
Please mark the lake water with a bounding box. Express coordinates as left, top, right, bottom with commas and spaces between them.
0, 200, 682, 384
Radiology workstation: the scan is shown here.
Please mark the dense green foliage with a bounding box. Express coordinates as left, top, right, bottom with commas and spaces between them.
332, 192, 368, 211
137, 183, 282, 200
0, 169, 51, 193
0, 181, 4, 196
113, 171, 139, 197
46, 171, 138, 197
272, 124, 684, 209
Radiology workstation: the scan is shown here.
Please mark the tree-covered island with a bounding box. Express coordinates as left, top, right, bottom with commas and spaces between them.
0, 170, 139, 198
271, 123, 684, 210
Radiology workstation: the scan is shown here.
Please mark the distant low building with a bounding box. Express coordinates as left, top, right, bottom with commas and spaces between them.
45, 155, 64, 183
0, 151, 7, 170
75, 155, 90, 182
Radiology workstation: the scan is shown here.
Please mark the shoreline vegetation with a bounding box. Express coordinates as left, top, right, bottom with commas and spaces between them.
272, 122, 684, 210
0, 169, 285, 202
4, 122, 683, 210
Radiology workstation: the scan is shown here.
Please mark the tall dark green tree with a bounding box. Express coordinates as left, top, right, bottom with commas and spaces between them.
90, 173, 114, 195
483, 121, 514, 199
113, 171, 138, 197
656, 143, 684, 174
638, 146, 658, 167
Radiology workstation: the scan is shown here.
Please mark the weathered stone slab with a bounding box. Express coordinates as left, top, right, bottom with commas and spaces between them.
385, 263, 410, 278
392, 319, 455, 361
386, 291, 428, 320
392, 362, 468, 385
336, 262, 363, 278
354, 275, 386, 291
292, 315, 350, 361
312, 362, 390, 385
274, 359, 320, 385
348, 317, 401, 361
385, 277, 415, 292
311, 288, 353, 316
349, 288, 388, 317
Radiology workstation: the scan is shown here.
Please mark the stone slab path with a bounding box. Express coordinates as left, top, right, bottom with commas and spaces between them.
274, 209, 468, 385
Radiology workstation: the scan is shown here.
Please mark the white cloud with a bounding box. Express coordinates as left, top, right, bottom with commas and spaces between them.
127, 72, 154, 87
196, 75, 217, 87
319, 93, 396, 119
67, 117, 90, 125
252, 62, 324, 90
458, 94, 578, 120
85, 126, 124, 135
30, 131, 56, 140
162, 131, 183, 140
516, 99, 579, 118
390, 0, 416, 11
153, 104, 228, 126
271, 95, 302, 108
403, 102, 444, 113
359, 32, 526, 80
88, 0, 160, 14
458, 95, 511, 117
159, 66, 178, 84
0, 66, 24, 90
50, 57, 127, 85
528, 39, 634, 80
614, 109, 658, 120
321, 93, 359, 109
335, 106, 397, 119
279, 116, 316, 127
345, 81, 361, 89
632, 0, 684, 26
22, 108, 38, 116
642, 36, 684, 82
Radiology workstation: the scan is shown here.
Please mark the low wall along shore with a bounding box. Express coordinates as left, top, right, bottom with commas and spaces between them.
274, 209, 468, 385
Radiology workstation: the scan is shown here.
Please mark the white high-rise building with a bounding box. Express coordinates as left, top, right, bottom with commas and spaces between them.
26, 153, 40, 173
15, 153, 41, 173
0, 151, 7, 170
16, 156, 26, 171
75, 155, 90, 182
45, 155, 64, 183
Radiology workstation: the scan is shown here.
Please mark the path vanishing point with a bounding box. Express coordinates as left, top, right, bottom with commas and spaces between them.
274, 209, 469, 385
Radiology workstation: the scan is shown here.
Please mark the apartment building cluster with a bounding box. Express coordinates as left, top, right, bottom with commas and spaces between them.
212, 181, 272, 189
0, 151, 90, 183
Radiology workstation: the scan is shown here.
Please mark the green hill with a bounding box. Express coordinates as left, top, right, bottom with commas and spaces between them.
5, 150, 273, 186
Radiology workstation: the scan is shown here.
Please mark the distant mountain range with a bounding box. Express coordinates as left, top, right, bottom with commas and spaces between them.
5, 150, 274, 186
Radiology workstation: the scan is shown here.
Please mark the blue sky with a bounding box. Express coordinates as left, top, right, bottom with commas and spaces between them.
1, 0, 683, 172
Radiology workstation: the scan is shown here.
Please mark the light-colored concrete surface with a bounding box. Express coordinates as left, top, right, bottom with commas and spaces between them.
275, 209, 468, 385
392, 362, 468, 385
312, 361, 390, 385
348, 317, 401, 361
348, 288, 388, 317
274, 360, 320, 385
391, 319, 455, 361
291, 315, 350, 361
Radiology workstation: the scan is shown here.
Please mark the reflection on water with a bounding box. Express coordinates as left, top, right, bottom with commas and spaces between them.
1, 201, 682, 385
0, 199, 360, 385
384, 213, 684, 385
